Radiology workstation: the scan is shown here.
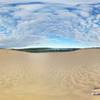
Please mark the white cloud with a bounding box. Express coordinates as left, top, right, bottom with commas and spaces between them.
0, 1, 100, 48
0, 0, 99, 5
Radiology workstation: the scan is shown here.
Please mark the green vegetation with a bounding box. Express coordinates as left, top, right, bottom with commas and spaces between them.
13, 48, 80, 53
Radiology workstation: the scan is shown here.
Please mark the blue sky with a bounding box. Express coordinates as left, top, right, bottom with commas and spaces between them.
0, 0, 99, 4
0, 0, 100, 48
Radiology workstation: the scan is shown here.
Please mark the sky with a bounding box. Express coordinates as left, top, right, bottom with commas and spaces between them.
0, 0, 100, 48
0, 0, 99, 4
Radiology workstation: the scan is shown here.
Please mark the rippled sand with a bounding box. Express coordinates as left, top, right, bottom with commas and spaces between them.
0, 49, 100, 100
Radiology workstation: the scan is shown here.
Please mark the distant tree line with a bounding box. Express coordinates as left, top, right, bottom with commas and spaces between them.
13, 48, 80, 53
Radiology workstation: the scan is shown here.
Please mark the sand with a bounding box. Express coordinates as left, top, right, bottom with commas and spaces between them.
0, 49, 100, 100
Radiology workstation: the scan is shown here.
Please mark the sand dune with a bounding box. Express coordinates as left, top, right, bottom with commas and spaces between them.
0, 49, 100, 100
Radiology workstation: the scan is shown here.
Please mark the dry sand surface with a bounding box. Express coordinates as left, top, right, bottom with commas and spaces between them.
0, 49, 100, 100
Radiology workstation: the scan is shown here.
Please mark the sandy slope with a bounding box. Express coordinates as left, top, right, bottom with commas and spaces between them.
0, 49, 100, 100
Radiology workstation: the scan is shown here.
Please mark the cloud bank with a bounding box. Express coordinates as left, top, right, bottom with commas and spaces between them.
0, 1, 100, 48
